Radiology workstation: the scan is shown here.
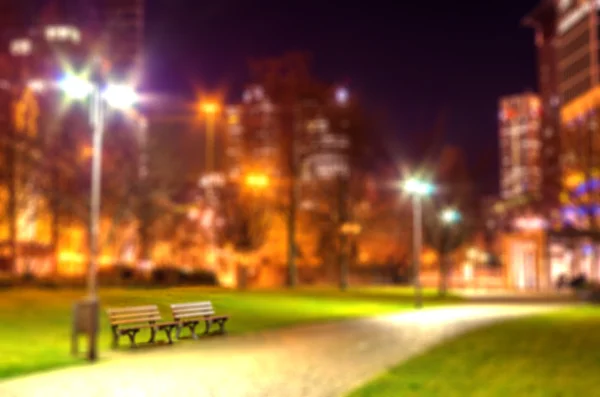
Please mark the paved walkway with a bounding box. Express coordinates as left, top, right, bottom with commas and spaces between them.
0, 304, 564, 397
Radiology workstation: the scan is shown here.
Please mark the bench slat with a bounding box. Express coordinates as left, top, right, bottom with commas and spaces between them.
111, 316, 162, 325
174, 312, 213, 319
107, 305, 165, 327
171, 302, 212, 310
172, 306, 214, 314
107, 305, 158, 314
109, 310, 160, 320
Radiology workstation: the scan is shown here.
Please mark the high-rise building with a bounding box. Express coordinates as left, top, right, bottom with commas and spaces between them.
102, 0, 144, 82
523, 1, 562, 211
498, 92, 542, 201
525, 0, 600, 228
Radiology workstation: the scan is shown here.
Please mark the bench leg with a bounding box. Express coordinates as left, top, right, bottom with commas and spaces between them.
188, 322, 199, 340
126, 330, 139, 348
111, 326, 119, 349
163, 325, 174, 344
203, 319, 212, 335
176, 324, 182, 340
216, 319, 228, 334
148, 327, 157, 344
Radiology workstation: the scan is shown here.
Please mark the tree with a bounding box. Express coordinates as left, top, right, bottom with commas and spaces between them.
248, 52, 323, 287
424, 145, 473, 296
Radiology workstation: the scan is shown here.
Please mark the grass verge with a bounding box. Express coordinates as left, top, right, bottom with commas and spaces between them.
0, 285, 451, 380
348, 305, 600, 397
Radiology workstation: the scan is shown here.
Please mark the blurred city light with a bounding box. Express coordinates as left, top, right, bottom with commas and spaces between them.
200, 101, 220, 114
102, 84, 138, 110
335, 87, 349, 105
441, 208, 461, 224
402, 178, 435, 196
28, 79, 48, 93
245, 173, 270, 189
58, 74, 94, 100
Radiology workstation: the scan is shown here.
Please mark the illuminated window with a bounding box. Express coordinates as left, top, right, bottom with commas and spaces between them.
10, 38, 32, 56
44, 25, 81, 43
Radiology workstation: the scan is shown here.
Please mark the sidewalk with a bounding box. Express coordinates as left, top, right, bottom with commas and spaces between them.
0, 304, 563, 397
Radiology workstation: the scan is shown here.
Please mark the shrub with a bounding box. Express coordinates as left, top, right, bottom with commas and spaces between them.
37, 278, 60, 289
181, 269, 219, 286
584, 282, 600, 303
569, 274, 587, 290
151, 266, 183, 286
0, 276, 15, 289
98, 264, 139, 286
22, 272, 35, 283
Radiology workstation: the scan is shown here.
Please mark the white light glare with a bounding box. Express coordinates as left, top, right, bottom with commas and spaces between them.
58, 75, 94, 100
402, 178, 435, 196
102, 84, 138, 110
441, 208, 461, 224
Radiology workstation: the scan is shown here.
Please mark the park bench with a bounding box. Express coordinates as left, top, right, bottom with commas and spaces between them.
107, 305, 178, 348
170, 301, 229, 339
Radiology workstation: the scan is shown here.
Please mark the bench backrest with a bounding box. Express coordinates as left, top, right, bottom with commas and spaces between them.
171, 301, 215, 321
107, 305, 162, 326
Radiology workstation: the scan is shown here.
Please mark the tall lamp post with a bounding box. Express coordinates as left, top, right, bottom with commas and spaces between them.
59, 74, 138, 361
402, 177, 435, 309
439, 207, 461, 294
199, 102, 220, 269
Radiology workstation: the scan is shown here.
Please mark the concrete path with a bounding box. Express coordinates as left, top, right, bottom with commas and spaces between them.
0, 304, 564, 397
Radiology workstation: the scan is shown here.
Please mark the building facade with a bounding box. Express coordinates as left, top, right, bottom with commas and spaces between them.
498, 92, 543, 201
523, 1, 562, 212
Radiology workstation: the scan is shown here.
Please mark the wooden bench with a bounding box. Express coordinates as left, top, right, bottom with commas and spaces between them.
107, 305, 178, 348
170, 301, 229, 339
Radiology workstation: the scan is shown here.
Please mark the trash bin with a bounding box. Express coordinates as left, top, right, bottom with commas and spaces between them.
71, 297, 100, 359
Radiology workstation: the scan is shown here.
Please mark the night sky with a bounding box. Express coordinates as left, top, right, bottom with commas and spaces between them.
8, 0, 541, 194
145, 0, 541, 195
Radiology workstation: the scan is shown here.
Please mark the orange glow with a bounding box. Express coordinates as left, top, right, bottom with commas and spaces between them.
565, 172, 584, 189
200, 101, 220, 115
228, 113, 239, 124
205, 251, 217, 265
80, 145, 93, 160
245, 173, 270, 189
561, 86, 600, 123
421, 249, 438, 267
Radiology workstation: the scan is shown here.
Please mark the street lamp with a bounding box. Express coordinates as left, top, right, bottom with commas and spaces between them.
199, 100, 220, 174
441, 208, 461, 225
244, 173, 270, 190
199, 100, 221, 269
402, 177, 435, 309
59, 73, 138, 361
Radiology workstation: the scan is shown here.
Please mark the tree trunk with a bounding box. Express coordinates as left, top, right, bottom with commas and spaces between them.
8, 130, 17, 274
337, 177, 349, 291
287, 175, 298, 287
438, 254, 449, 297
286, 104, 300, 288
50, 161, 60, 275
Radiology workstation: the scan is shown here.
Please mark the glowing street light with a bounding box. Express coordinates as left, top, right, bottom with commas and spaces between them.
57, 72, 139, 362
198, 99, 221, 272
58, 74, 94, 100
245, 173, 270, 189
200, 101, 219, 115
402, 178, 435, 196
441, 208, 461, 224
401, 176, 435, 309
102, 84, 139, 110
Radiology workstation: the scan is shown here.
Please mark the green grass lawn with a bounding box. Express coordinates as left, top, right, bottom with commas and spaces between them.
0, 285, 449, 380
349, 305, 600, 397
